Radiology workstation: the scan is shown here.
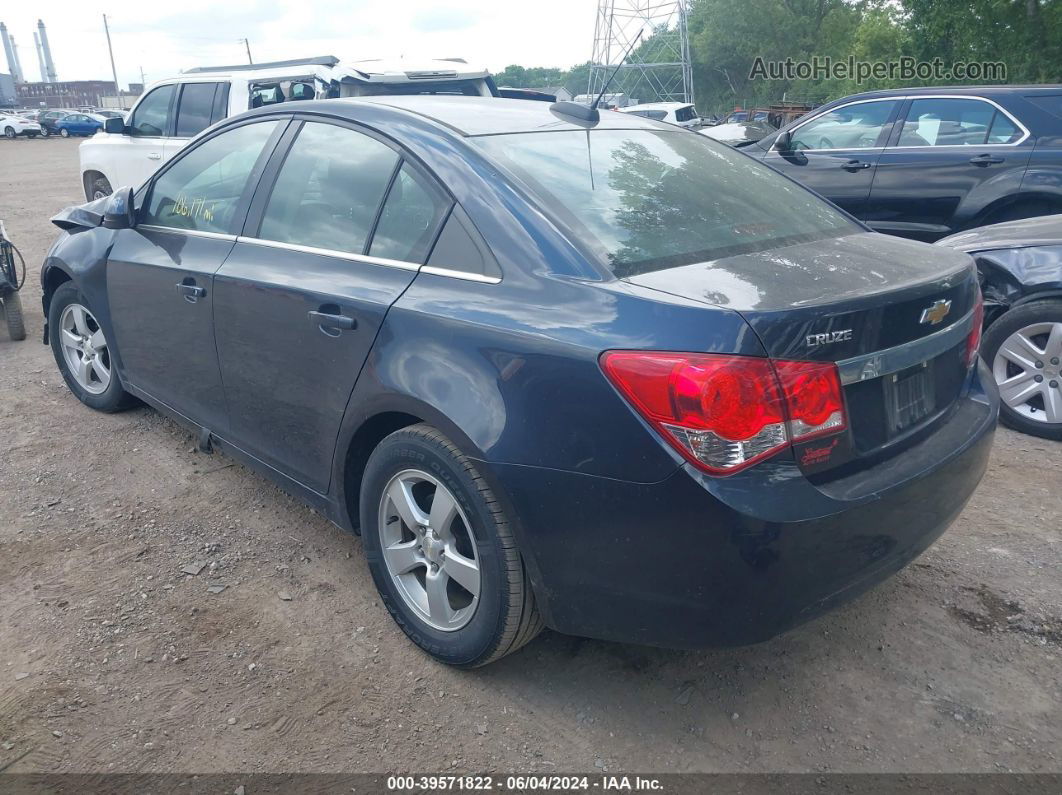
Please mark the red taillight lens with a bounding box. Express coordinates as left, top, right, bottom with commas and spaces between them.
601, 351, 847, 474
773, 360, 847, 441
965, 288, 984, 368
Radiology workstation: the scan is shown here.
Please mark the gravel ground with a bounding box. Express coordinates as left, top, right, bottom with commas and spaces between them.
0, 137, 1060, 775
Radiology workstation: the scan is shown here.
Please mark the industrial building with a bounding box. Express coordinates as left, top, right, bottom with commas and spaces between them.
1, 18, 138, 109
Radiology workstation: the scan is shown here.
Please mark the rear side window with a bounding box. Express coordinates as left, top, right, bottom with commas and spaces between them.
258, 122, 398, 254
675, 106, 695, 122
175, 82, 218, 138
130, 84, 176, 137
143, 121, 278, 234
897, 98, 998, 146
987, 112, 1022, 144
369, 164, 450, 263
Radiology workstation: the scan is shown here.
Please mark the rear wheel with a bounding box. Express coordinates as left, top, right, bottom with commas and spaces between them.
983, 299, 1062, 440
48, 282, 136, 412
3, 127, 14, 139
361, 424, 542, 666
2, 293, 26, 341
59, 127, 70, 138
40, 127, 49, 138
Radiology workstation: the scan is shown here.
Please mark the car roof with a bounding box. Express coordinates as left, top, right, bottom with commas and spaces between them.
834, 84, 1062, 102
284, 96, 668, 136
623, 102, 691, 111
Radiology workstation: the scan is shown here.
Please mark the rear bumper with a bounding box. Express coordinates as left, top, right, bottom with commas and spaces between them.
492, 362, 998, 648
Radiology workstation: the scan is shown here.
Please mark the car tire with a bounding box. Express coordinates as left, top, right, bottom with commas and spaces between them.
982, 299, 1062, 440
48, 282, 137, 413
87, 175, 113, 202
3, 127, 14, 139
361, 423, 543, 666
59, 128, 70, 137
40, 127, 49, 138
2, 293, 26, 341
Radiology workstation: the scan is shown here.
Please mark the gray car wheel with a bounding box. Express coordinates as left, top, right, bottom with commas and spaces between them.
983, 299, 1062, 440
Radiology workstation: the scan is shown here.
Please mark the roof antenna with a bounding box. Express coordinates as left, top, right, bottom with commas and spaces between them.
551, 29, 643, 124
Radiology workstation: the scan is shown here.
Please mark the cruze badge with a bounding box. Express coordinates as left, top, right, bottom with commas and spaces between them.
920, 299, 952, 325
806, 329, 853, 347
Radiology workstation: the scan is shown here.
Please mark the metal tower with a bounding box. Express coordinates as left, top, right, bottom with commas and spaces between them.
588, 0, 693, 105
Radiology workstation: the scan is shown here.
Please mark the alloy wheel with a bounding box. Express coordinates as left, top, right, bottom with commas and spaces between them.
59, 303, 112, 395
992, 321, 1062, 425
378, 469, 481, 631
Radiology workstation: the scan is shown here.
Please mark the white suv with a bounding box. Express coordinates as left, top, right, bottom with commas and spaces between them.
619, 102, 703, 129
80, 56, 493, 200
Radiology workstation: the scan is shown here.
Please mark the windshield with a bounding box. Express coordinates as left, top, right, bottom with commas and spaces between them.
473, 129, 859, 277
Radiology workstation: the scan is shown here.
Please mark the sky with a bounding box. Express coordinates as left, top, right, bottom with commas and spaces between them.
2, 0, 597, 89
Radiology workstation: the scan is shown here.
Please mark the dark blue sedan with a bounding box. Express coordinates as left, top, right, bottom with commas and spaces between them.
41, 97, 998, 665
55, 112, 103, 137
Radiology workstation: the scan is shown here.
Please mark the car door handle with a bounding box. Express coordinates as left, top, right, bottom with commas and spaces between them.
308, 309, 357, 333
841, 159, 872, 171
969, 153, 1004, 166
148, 152, 162, 160
176, 282, 206, 302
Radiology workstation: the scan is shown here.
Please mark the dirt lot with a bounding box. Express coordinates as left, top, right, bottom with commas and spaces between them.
0, 137, 1060, 775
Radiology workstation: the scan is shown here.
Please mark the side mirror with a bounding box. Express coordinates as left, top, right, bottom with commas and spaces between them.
102, 187, 137, 230
104, 116, 126, 135
774, 130, 793, 152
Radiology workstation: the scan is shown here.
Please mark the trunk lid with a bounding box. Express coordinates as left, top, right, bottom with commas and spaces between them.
624, 232, 980, 478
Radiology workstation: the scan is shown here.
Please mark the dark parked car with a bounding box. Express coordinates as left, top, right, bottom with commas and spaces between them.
755, 85, 1062, 241
938, 214, 1062, 439
41, 97, 997, 666
37, 109, 71, 136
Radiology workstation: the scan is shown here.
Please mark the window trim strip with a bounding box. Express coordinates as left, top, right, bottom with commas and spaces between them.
780, 94, 1030, 153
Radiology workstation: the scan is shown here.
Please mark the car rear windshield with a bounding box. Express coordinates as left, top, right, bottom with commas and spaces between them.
473, 129, 859, 277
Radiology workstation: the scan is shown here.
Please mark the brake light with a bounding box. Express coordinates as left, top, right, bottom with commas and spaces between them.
965, 288, 984, 368
601, 352, 847, 475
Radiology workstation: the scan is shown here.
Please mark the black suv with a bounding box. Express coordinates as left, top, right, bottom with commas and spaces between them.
755, 85, 1062, 241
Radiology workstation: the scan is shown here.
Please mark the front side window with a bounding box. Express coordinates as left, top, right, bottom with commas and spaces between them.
474, 128, 859, 278
130, 84, 176, 137
176, 82, 218, 138
897, 98, 1000, 147
258, 122, 399, 254
143, 121, 278, 234
790, 100, 897, 150
369, 163, 450, 263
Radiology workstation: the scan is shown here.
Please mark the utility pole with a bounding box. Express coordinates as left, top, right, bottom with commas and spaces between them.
103, 14, 122, 108
240, 38, 253, 65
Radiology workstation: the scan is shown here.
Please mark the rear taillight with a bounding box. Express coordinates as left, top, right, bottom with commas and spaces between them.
601, 351, 847, 475
965, 288, 984, 368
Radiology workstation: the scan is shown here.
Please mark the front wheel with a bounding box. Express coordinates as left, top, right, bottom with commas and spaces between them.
59, 128, 70, 138
40, 127, 49, 138
983, 299, 1062, 440
361, 424, 542, 666
88, 174, 113, 201
3, 127, 14, 139
49, 282, 137, 412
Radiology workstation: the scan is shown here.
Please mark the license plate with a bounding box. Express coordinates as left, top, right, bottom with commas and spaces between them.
884, 362, 935, 434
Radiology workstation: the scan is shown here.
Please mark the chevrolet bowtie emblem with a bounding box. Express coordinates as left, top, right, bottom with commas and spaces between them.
920, 299, 952, 325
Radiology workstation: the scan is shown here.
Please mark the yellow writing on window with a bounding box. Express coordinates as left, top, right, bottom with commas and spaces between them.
172, 193, 216, 224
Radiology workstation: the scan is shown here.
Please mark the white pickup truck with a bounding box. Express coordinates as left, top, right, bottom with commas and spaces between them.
79, 55, 495, 200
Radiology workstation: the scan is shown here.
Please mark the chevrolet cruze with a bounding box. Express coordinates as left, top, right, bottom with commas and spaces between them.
41, 97, 998, 666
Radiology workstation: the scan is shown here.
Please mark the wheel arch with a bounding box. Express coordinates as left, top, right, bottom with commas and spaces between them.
82, 170, 107, 202
40, 264, 74, 343
969, 191, 1062, 229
